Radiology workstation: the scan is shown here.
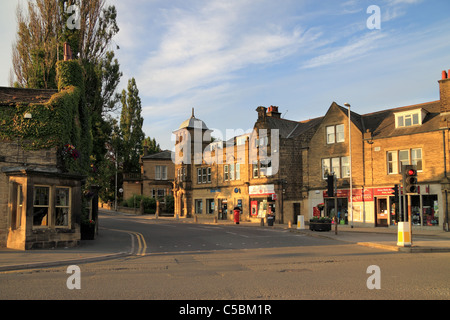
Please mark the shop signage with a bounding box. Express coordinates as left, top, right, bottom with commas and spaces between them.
249, 184, 275, 196
323, 186, 421, 201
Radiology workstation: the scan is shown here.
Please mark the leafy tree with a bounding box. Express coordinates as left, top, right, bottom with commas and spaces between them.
119, 78, 145, 173
143, 137, 161, 155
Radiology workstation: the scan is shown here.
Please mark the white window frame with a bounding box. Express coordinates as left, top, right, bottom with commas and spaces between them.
55, 187, 71, 227
33, 185, 51, 228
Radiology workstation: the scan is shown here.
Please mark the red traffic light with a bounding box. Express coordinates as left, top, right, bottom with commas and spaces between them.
407, 169, 417, 176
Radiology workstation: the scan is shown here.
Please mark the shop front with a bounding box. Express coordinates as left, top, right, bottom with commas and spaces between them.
323, 185, 442, 227
249, 184, 276, 221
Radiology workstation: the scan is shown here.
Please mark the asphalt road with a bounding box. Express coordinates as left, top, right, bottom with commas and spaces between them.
1, 213, 450, 305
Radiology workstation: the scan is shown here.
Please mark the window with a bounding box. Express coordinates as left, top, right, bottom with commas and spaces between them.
155, 166, 167, 180
326, 126, 335, 144
326, 124, 345, 144
252, 163, 259, 178
195, 199, 203, 214
197, 167, 211, 184
322, 158, 331, 179
55, 187, 71, 227
387, 151, 398, 174
10, 183, 23, 230
224, 165, 229, 181
411, 148, 423, 171
395, 110, 424, 128
33, 186, 50, 227
157, 189, 165, 198
387, 148, 423, 174
230, 164, 235, 180
235, 163, 240, 180
322, 157, 349, 179
341, 156, 350, 178
399, 150, 409, 169
206, 199, 215, 214
336, 124, 345, 143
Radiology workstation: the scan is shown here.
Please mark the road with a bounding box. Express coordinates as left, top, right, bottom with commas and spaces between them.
1, 212, 450, 305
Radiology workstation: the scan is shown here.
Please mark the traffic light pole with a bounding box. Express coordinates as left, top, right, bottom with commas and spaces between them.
408, 194, 413, 246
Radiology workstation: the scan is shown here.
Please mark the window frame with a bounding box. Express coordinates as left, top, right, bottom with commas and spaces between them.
55, 186, 71, 228
33, 185, 51, 228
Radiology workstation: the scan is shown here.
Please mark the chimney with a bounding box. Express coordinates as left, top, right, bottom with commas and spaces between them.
64, 42, 73, 61
256, 106, 267, 122
439, 69, 450, 114
267, 105, 281, 119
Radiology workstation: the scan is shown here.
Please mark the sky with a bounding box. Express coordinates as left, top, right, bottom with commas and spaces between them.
1, 0, 450, 150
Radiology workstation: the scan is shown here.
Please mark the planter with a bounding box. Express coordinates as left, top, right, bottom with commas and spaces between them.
81, 223, 95, 240
309, 222, 332, 232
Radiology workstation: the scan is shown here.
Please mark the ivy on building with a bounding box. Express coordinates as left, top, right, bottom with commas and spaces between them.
0, 60, 92, 175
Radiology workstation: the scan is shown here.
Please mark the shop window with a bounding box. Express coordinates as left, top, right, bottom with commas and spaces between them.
55, 187, 71, 227
206, 199, 215, 214
10, 183, 23, 230
33, 186, 50, 227
195, 199, 203, 214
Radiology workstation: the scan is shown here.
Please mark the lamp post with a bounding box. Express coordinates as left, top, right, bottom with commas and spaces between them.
344, 103, 353, 228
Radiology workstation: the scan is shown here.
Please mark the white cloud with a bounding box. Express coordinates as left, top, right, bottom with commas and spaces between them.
135, 0, 314, 99
302, 32, 386, 69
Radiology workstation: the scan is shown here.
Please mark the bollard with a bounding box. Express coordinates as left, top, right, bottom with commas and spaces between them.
194, 215, 198, 223
288, 221, 292, 228
397, 222, 411, 247
260, 218, 264, 227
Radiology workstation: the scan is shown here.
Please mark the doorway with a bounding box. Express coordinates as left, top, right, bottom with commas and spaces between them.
375, 197, 388, 227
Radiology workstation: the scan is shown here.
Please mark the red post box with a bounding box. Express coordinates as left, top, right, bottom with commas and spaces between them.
233, 207, 241, 224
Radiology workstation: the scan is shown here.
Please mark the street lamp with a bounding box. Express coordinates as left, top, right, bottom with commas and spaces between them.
344, 103, 353, 228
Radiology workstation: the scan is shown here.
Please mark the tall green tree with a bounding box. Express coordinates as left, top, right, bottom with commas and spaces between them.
11, 0, 123, 192
120, 78, 145, 173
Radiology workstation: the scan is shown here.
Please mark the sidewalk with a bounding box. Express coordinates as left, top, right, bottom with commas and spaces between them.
1, 210, 449, 272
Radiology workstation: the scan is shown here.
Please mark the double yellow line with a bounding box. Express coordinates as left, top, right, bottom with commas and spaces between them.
107, 228, 147, 256
128, 231, 147, 256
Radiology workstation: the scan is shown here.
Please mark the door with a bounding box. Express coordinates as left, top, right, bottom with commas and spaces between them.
376, 197, 388, 227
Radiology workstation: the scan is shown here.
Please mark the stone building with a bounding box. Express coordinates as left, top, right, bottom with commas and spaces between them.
306, 70, 450, 229
0, 54, 91, 249
122, 149, 175, 203
171, 69, 450, 231
172, 106, 321, 224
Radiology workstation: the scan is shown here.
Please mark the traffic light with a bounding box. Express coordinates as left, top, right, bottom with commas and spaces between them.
327, 174, 335, 197
391, 184, 399, 201
403, 165, 418, 194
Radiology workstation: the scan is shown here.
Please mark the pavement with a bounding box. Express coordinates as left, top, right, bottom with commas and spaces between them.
1, 209, 450, 272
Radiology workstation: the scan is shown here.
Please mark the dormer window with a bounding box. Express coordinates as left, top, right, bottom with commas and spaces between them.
395, 109, 426, 128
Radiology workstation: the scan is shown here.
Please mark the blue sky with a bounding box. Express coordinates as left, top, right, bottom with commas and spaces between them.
1, 0, 450, 150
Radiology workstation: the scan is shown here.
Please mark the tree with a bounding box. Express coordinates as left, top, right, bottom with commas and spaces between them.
11, 0, 123, 193
120, 78, 145, 173
143, 137, 161, 155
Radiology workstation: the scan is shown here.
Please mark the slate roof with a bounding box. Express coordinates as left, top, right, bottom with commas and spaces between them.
142, 150, 174, 160
0, 87, 57, 106
361, 100, 442, 139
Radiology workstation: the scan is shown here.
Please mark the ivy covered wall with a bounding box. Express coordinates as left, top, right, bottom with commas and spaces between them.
0, 60, 92, 175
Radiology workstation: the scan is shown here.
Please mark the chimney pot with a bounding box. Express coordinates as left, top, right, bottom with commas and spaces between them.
443, 71, 448, 80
